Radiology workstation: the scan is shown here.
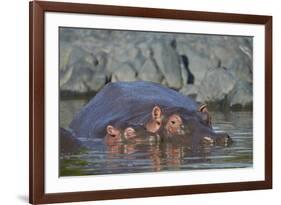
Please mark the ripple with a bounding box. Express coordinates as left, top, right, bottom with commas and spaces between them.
60, 110, 253, 176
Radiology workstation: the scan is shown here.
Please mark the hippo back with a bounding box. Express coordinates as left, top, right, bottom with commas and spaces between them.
69, 81, 198, 138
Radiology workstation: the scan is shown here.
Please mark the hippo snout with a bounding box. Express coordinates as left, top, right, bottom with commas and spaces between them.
214, 133, 233, 146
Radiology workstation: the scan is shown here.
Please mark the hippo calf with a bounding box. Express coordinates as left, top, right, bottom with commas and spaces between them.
67, 81, 232, 147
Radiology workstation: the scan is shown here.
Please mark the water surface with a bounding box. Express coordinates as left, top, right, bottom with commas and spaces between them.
59, 98, 253, 176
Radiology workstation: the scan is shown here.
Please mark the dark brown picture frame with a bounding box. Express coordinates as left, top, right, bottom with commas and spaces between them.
29, 1, 272, 204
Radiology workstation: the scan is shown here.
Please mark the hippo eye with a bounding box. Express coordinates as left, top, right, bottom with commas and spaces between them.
171, 121, 176, 124
156, 121, 161, 125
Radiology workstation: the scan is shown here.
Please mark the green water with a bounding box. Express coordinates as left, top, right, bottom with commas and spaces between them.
59, 98, 253, 176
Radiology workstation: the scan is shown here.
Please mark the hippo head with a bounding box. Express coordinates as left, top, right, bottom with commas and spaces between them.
154, 105, 232, 146
105, 104, 232, 147
105, 123, 160, 145
105, 123, 138, 145
105, 105, 164, 144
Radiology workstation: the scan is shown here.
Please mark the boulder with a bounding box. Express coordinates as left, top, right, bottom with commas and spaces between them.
137, 58, 163, 83
111, 45, 139, 63
228, 81, 253, 108
59, 42, 73, 72
180, 61, 188, 85
87, 71, 107, 92
61, 72, 106, 94
59, 45, 108, 94
176, 44, 210, 85
229, 57, 252, 83
60, 61, 106, 93
59, 28, 254, 108
197, 67, 236, 103
111, 64, 137, 82
151, 42, 182, 89
179, 84, 199, 101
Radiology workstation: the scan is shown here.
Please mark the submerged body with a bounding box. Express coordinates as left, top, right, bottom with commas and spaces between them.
68, 81, 232, 147
69, 81, 197, 138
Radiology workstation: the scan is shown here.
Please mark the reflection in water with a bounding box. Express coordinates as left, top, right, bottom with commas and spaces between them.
59, 98, 253, 176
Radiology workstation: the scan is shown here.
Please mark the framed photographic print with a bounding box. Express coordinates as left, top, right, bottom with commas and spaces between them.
29, 1, 272, 204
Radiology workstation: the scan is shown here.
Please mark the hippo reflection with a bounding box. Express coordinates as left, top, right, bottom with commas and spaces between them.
68, 81, 232, 147
104, 140, 213, 172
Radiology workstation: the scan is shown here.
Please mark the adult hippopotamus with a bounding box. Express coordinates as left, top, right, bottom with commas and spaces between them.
68, 81, 232, 147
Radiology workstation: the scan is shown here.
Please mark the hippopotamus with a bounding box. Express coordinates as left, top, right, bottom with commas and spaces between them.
67, 81, 232, 147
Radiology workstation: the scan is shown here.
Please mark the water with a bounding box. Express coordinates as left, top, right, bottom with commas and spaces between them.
59, 98, 253, 176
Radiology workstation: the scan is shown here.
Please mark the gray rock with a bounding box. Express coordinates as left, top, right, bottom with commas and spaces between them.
151, 42, 182, 89
87, 71, 107, 92
105, 57, 119, 76
59, 42, 73, 72
90, 51, 108, 72
137, 58, 163, 83
60, 60, 106, 93
197, 67, 236, 103
177, 44, 210, 85
128, 48, 147, 72
179, 84, 199, 101
209, 54, 221, 69
111, 45, 139, 63
229, 81, 253, 108
229, 57, 252, 83
180, 62, 188, 85
111, 64, 137, 82
67, 46, 89, 67
137, 42, 152, 58
59, 28, 254, 108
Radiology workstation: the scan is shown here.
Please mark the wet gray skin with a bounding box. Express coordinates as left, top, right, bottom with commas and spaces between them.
109, 107, 233, 148
66, 82, 232, 149
113, 122, 161, 143
156, 107, 233, 147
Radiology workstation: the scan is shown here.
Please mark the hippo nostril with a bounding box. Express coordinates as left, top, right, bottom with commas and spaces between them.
202, 136, 215, 145
222, 134, 233, 146
214, 133, 233, 146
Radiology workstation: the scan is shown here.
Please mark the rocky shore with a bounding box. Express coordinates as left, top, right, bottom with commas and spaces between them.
59, 28, 253, 109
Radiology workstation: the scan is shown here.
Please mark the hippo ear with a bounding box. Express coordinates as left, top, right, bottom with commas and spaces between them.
198, 104, 208, 112
198, 104, 212, 127
152, 106, 162, 120
106, 125, 119, 137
